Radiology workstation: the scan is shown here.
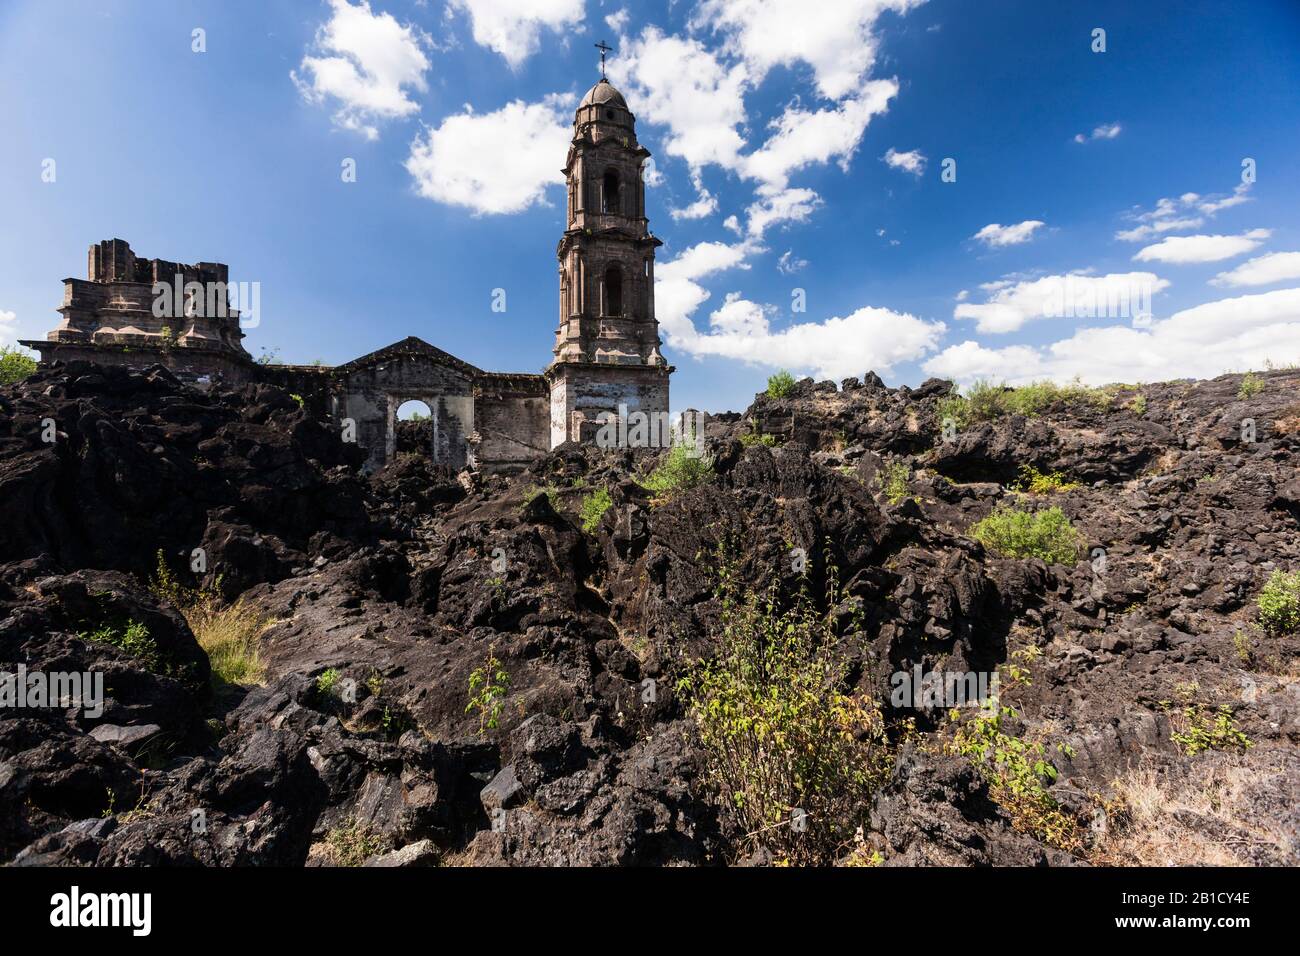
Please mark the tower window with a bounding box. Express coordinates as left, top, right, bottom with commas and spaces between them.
604, 265, 623, 316
602, 169, 621, 215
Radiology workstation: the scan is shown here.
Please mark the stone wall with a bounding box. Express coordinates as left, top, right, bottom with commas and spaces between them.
474, 373, 549, 472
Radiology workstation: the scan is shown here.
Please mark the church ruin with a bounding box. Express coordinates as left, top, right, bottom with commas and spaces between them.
21, 75, 672, 475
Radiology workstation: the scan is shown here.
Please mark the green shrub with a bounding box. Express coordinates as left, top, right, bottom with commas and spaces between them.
874, 460, 911, 504
678, 560, 891, 865
738, 431, 778, 447
1257, 570, 1300, 634
1013, 464, 1079, 494
1169, 704, 1253, 756
949, 703, 1082, 852
969, 505, 1081, 564
1127, 393, 1147, 416
0, 345, 38, 385
1238, 372, 1265, 399
579, 488, 613, 533
639, 444, 714, 499
83, 621, 159, 670
766, 370, 796, 399
942, 378, 1110, 427
316, 668, 341, 696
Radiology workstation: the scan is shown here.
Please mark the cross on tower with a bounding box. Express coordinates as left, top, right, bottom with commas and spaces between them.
595, 40, 613, 79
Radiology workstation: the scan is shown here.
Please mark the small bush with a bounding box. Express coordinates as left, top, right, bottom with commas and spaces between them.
1168, 704, 1253, 756
874, 460, 911, 504
969, 505, 1081, 564
738, 431, 778, 447
83, 621, 160, 670
679, 559, 891, 865
942, 378, 1110, 427
578, 488, 613, 533
639, 444, 714, 499
316, 668, 341, 696
1127, 393, 1147, 416
0, 345, 38, 385
766, 370, 796, 398
466, 645, 510, 735
1237, 372, 1265, 399
1257, 570, 1300, 634
1013, 464, 1079, 494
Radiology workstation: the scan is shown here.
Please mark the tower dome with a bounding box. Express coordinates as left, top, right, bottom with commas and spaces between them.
579, 77, 627, 109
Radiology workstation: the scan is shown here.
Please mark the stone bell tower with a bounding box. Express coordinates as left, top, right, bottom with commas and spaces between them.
545, 69, 671, 448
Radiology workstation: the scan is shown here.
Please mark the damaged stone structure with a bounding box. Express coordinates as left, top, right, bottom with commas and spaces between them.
22, 75, 671, 475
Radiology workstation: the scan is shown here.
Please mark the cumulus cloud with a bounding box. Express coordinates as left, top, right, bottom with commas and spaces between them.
745, 187, 823, 238
1133, 229, 1271, 264
0, 309, 17, 345
693, 0, 925, 100
926, 287, 1300, 386
446, 0, 584, 68
292, 0, 432, 140
670, 173, 719, 221
954, 272, 1170, 334
777, 250, 808, 274
882, 147, 926, 175
972, 220, 1045, 248
404, 94, 573, 214
1072, 122, 1121, 143
1115, 184, 1253, 241
1211, 251, 1300, 288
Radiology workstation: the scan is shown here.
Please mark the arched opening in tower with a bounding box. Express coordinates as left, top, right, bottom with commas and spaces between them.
602, 169, 621, 215
604, 265, 623, 316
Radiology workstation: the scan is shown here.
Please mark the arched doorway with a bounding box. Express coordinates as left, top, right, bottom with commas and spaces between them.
394, 399, 433, 457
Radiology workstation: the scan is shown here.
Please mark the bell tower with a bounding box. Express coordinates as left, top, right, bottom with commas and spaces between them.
546, 67, 671, 448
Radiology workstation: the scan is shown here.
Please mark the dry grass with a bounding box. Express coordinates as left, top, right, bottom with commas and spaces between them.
183, 597, 270, 689
1097, 760, 1286, 866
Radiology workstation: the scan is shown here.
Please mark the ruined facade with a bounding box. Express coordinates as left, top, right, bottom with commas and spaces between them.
22, 76, 670, 474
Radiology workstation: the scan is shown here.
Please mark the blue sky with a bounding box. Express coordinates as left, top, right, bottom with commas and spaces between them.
2, 0, 1299, 414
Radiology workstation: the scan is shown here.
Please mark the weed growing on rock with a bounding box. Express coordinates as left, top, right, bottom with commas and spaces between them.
322, 819, 390, 866
316, 668, 341, 697
766, 370, 796, 399
151, 551, 267, 689
1127, 393, 1148, 416
969, 505, 1082, 564
939, 378, 1111, 428
579, 488, 613, 533
1257, 569, 1300, 634
1168, 704, 1253, 756
1237, 372, 1265, 399
874, 460, 911, 504
738, 431, 778, 447
640, 444, 714, 500
82, 621, 159, 670
678, 554, 891, 865
1012, 464, 1080, 494
466, 645, 510, 736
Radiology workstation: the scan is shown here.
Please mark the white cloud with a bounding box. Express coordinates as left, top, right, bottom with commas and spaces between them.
693, 0, 925, 100
1133, 229, 1271, 265
882, 147, 926, 175
1116, 183, 1253, 241
0, 309, 17, 345
954, 272, 1170, 334
926, 287, 1300, 386
670, 173, 719, 221
608, 26, 750, 172
404, 94, 573, 214
745, 187, 823, 238
447, 0, 584, 68
680, 295, 945, 380
654, 240, 756, 344
292, 0, 432, 140
972, 220, 1045, 248
1211, 251, 1300, 288
777, 250, 808, 274
604, 8, 629, 33
1072, 122, 1122, 143
741, 80, 898, 191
